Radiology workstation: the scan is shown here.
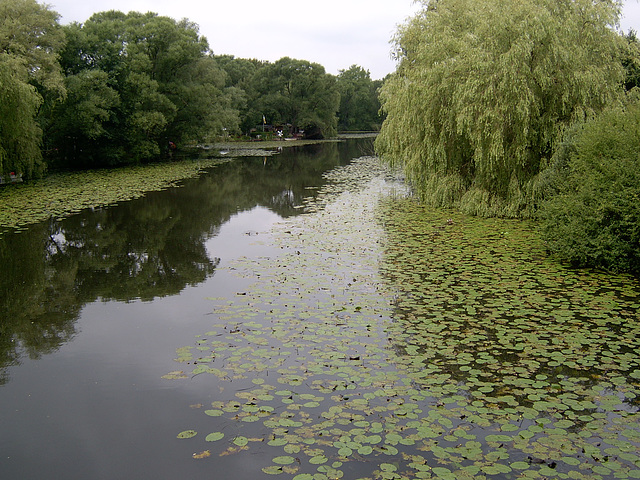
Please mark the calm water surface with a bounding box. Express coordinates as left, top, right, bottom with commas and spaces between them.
0, 140, 366, 479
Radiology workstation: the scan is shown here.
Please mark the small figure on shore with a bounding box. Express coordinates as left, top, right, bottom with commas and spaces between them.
168, 141, 177, 158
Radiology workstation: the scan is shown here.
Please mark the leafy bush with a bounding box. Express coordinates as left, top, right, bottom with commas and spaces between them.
539, 101, 640, 273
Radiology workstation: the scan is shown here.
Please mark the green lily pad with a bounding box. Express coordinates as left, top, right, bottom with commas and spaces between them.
309, 455, 328, 465
272, 456, 295, 465
261, 465, 283, 475
204, 409, 224, 417
233, 436, 248, 447
205, 432, 224, 442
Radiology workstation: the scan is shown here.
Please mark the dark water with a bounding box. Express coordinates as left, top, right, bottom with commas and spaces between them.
0, 139, 368, 479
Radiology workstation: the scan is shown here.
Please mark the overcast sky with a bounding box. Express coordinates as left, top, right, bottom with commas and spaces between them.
49, 0, 640, 80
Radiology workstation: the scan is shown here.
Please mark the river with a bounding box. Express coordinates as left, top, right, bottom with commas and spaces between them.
0, 139, 379, 479
1, 137, 639, 480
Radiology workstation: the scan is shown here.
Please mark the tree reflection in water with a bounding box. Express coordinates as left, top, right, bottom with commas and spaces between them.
0, 140, 362, 384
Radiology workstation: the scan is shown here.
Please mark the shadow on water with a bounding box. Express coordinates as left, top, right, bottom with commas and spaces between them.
0, 140, 363, 386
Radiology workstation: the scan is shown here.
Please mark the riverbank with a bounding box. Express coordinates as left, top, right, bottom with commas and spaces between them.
189, 133, 375, 158
0, 159, 228, 235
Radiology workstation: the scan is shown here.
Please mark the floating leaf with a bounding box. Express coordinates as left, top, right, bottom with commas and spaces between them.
309, 455, 328, 465
273, 456, 295, 465
337, 447, 352, 457
233, 436, 248, 447
204, 409, 224, 417
431, 467, 455, 480
161, 370, 188, 380
268, 438, 287, 447
205, 432, 224, 442
357, 445, 373, 455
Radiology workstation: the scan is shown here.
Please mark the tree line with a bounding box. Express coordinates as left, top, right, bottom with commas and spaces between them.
376, 0, 640, 274
0, 0, 382, 176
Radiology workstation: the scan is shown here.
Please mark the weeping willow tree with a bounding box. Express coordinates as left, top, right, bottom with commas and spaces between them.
376, 0, 626, 217
0, 0, 65, 178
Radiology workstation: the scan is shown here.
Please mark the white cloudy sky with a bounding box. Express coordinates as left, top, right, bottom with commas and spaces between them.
49, 0, 640, 80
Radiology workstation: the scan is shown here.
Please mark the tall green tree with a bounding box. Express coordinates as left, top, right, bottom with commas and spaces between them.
214, 55, 264, 134
621, 30, 640, 91
376, 0, 626, 217
214, 55, 263, 89
248, 57, 340, 138
50, 11, 238, 168
336, 65, 382, 131
0, 0, 65, 178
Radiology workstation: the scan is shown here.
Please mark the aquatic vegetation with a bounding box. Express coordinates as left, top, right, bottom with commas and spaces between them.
166, 157, 640, 479
378, 199, 640, 479
0, 158, 228, 235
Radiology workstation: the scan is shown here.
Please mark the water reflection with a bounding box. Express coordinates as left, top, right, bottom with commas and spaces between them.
0, 140, 364, 384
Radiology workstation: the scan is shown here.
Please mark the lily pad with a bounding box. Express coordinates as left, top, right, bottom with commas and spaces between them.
233, 436, 249, 447
205, 432, 224, 442
272, 456, 295, 465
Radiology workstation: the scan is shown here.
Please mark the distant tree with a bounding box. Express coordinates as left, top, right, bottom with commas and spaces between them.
49, 11, 238, 168
248, 57, 340, 138
336, 65, 382, 131
0, 0, 65, 178
214, 55, 265, 134
376, 0, 626, 218
621, 30, 640, 91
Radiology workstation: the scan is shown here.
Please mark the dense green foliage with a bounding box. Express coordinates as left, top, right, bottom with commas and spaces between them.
213, 55, 262, 134
48, 11, 236, 168
336, 65, 383, 131
246, 57, 340, 138
1, 1, 381, 174
621, 31, 640, 91
0, 0, 65, 178
216, 56, 345, 139
540, 101, 640, 273
376, 0, 626, 218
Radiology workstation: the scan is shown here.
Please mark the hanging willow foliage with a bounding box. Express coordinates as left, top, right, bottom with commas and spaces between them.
376, 0, 626, 217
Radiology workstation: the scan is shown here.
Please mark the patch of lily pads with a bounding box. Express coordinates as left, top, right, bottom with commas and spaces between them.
0, 158, 228, 235
165, 157, 640, 479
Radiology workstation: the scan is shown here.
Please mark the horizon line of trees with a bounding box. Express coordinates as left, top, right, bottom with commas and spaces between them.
1, 0, 383, 177
376, 0, 640, 273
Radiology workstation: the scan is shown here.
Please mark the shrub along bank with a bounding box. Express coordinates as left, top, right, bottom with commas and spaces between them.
539, 101, 640, 274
